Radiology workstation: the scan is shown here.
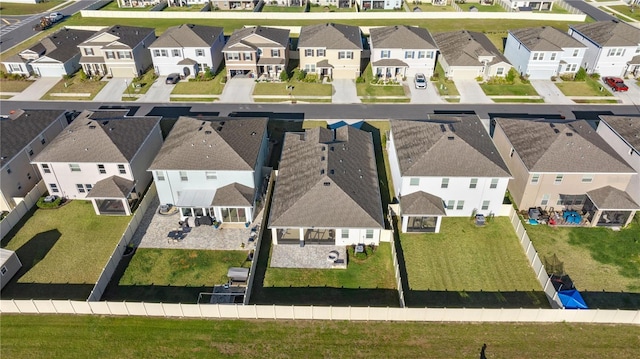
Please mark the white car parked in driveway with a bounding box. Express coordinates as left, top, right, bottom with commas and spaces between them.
414, 73, 427, 89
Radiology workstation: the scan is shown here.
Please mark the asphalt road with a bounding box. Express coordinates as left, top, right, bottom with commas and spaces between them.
0, 0, 104, 53
2, 101, 639, 120
565, 0, 616, 21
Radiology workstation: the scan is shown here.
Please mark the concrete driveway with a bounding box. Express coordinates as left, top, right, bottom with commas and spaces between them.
332, 79, 360, 104
406, 76, 444, 104
9, 77, 60, 101
139, 76, 174, 102
219, 78, 255, 103
454, 80, 493, 104
93, 77, 132, 102
530, 80, 574, 104
611, 80, 640, 106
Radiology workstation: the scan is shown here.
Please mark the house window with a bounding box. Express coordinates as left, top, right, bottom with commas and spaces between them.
541, 194, 549, 206
572, 49, 579, 57
581, 175, 593, 183
118, 164, 126, 174
77, 184, 85, 193
69, 164, 81, 172
226, 52, 239, 61
305, 49, 314, 57
426, 51, 434, 59
106, 51, 115, 59
557, 194, 586, 206
509, 147, 514, 157
243, 52, 252, 61
153, 50, 160, 56
172, 49, 181, 57
481, 200, 490, 210
156, 172, 165, 181
441, 178, 449, 189
194, 49, 204, 57
271, 49, 280, 57
117, 51, 132, 59
410, 178, 420, 186
317, 49, 325, 57
532, 52, 544, 61
496, 67, 504, 76
97, 164, 106, 174
86, 184, 92, 192
366, 229, 374, 239
490, 178, 498, 189
531, 174, 539, 184
9, 64, 22, 72
338, 51, 353, 59
469, 178, 478, 189
50, 183, 59, 193
42, 164, 51, 174
404, 51, 414, 59
417, 51, 425, 59
341, 229, 349, 238
607, 48, 625, 57
84, 48, 94, 56
381, 50, 390, 58
456, 200, 465, 210
179, 171, 188, 181
567, 64, 578, 72
206, 171, 217, 180
554, 174, 563, 184
550, 53, 557, 61
161, 49, 168, 57
304, 64, 316, 72
446, 200, 455, 210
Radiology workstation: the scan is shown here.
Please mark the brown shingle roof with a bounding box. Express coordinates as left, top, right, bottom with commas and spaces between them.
223, 26, 289, 50
586, 186, 639, 210
212, 183, 254, 207
598, 115, 640, 151
391, 118, 511, 177
298, 23, 363, 50
495, 118, 634, 173
570, 21, 640, 47
269, 126, 384, 228
433, 30, 509, 67
150, 24, 223, 48
86, 175, 134, 198
369, 25, 437, 49
149, 116, 268, 171
510, 26, 586, 51
400, 191, 446, 216
81, 25, 155, 48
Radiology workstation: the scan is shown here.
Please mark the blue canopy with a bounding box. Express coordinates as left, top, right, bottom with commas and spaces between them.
558, 289, 588, 309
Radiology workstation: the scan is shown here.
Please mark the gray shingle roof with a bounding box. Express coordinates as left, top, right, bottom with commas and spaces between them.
495, 118, 634, 173
22, 29, 94, 63
150, 24, 223, 48
1, 110, 67, 168
81, 25, 155, 48
369, 25, 437, 49
570, 21, 640, 47
510, 26, 586, 51
269, 126, 384, 229
586, 186, 639, 210
86, 175, 134, 198
391, 118, 511, 177
32, 110, 160, 163
599, 115, 640, 151
149, 116, 268, 171
223, 26, 289, 51
400, 191, 446, 216
433, 30, 509, 67
298, 23, 363, 50
212, 183, 254, 207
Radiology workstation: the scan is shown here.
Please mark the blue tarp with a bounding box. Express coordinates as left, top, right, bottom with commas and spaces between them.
558, 289, 588, 309
328, 121, 363, 130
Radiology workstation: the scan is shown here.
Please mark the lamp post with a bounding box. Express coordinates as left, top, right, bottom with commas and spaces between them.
124, 79, 132, 99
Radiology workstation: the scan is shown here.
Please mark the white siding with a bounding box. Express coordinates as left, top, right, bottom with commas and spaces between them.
37, 162, 135, 199
153, 170, 255, 206
597, 123, 640, 206
370, 47, 438, 78
335, 228, 381, 246
151, 32, 225, 77
504, 33, 533, 77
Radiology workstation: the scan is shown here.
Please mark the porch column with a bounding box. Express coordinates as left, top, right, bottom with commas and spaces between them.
124, 199, 131, 216
299, 228, 305, 247
435, 216, 442, 233
91, 200, 100, 216
271, 228, 279, 245
624, 211, 636, 228
401, 216, 408, 233
591, 211, 602, 227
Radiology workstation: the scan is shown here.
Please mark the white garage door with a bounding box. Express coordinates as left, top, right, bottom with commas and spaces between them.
32, 64, 66, 78
333, 68, 357, 79
110, 67, 135, 77
450, 67, 480, 80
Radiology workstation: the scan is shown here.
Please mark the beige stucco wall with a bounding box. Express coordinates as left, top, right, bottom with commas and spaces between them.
298, 49, 362, 79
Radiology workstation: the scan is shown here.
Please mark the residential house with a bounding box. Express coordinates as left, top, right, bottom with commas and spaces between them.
0, 248, 22, 290
568, 20, 640, 78
222, 26, 290, 79
149, 24, 225, 78
369, 25, 438, 79
596, 116, 640, 206
433, 30, 512, 80
78, 25, 156, 78
169, 0, 258, 10
358, 0, 402, 10
1, 110, 71, 212
269, 126, 385, 246
504, 0, 555, 11
387, 118, 511, 233
298, 23, 364, 80
148, 117, 269, 224
492, 118, 638, 227
504, 26, 586, 80
117, 0, 157, 7
32, 110, 163, 216
1, 29, 94, 77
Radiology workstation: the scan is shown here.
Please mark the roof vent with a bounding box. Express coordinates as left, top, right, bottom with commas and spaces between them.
553, 129, 560, 134
566, 132, 573, 137
205, 130, 212, 135
216, 126, 223, 131
198, 127, 203, 131
359, 175, 363, 179
320, 169, 325, 174
330, 170, 334, 174
89, 125, 96, 129
330, 146, 335, 151
339, 159, 343, 163
447, 136, 454, 140
251, 131, 256, 136
219, 121, 225, 126
440, 124, 446, 132
323, 182, 330, 186
321, 156, 325, 161
201, 121, 206, 125
102, 121, 109, 125
322, 146, 326, 151
109, 127, 114, 131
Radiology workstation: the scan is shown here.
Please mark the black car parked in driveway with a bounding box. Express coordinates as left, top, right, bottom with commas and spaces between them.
166, 73, 180, 84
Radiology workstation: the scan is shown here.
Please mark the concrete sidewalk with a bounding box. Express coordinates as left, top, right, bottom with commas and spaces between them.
454, 80, 493, 104
9, 77, 60, 101
332, 79, 360, 104
530, 80, 574, 104
93, 77, 132, 102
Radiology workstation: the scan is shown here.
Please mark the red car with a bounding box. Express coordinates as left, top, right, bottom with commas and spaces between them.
603, 77, 629, 92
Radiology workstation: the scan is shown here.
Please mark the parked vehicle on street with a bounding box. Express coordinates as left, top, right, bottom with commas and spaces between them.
603, 77, 629, 92
165, 73, 180, 84
49, 12, 64, 22
414, 73, 427, 89
33, 17, 52, 31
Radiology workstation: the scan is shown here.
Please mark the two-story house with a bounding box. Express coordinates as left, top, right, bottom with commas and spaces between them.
369, 25, 438, 79
1, 110, 71, 212
298, 23, 364, 80
269, 126, 385, 246
568, 20, 640, 78
148, 117, 269, 224
32, 110, 163, 216
358, 0, 402, 10
433, 30, 512, 80
596, 116, 640, 206
222, 26, 290, 80
387, 118, 511, 233
504, 26, 587, 80
504, 0, 555, 11
2, 29, 94, 78
149, 24, 225, 78
492, 118, 638, 228
78, 25, 156, 78
171, 0, 258, 10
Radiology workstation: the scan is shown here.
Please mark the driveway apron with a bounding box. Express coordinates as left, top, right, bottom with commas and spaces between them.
332, 79, 360, 104
9, 77, 61, 101
219, 78, 255, 103
139, 76, 174, 102
454, 80, 493, 104
407, 77, 444, 104
611, 80, 640, 106
530, 80, 574, 104
93, 77, 132, 102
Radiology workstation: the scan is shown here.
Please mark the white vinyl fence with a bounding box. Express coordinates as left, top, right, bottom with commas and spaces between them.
86, 184, 158, 301
389, 219, 405, 308
0, 181, 46, 240
1, 300, 638, 324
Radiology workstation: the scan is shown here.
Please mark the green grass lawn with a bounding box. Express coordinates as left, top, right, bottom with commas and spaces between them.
163, 4, 205, 11
125, 69, 157, 96
492, 98, 545, 103
172, 69, 226, 95
262, 5, 303, 12
253, 81, 332, 96
3, 315, 640, 358
99, 1, 153, 11
0, 79, 35, 93
409, 4, 456, 12
432, 62, 459, 96
457, 3, 505, 12
555, 77, 614, 97
1, 201, 130, 299
357, 63, 407, 98
308, 4, 355, 12
608, 5, 640, 21
0, 0, 64, 15
481, 81, 539, 96
41, 73, 107, 100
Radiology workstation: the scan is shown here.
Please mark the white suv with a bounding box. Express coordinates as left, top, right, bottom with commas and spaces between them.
49, 13, 63, 22
414, 73, 427, 89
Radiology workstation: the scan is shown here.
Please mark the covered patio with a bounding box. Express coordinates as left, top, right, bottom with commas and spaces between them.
372, 59, 408, 80
400, 191, 446, 233
273, 228, 336, 245
625, 55, 640, 78
316, 59, 334, 80
584, 186, 639, 228
87, 176, 138, 216
175, 183, 255, 224
257, 58, 284, 80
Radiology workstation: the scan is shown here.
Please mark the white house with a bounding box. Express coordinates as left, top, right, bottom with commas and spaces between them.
568, 20, 640, 78
505, 0, 554, 11
504, 26, 586, 80
0, 248, 22, 290
149, 24, 225, 78
597, 116, 640, 206
358, 0, 402, 10
1, 110, 70, 212
32, 110, 163, 216
148, 117, 269, 224
387, 118, 512, 233
269, 126, 385, 246
369, 25, 438, 79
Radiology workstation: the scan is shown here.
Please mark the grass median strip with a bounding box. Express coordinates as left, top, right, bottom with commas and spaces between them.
0, 79, 35, 93
253, 81, 332, 97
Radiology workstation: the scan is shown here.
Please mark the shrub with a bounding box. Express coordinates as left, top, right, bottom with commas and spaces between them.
505, 68, 517, 84
36, 196, 62, 209
296, 69, 306, 81
356, 76, 366, 83
279, 69, 289, 82
560, 73, 575, 81
475, 76, 484, 82
354, 250, 367, 260
303, 73, 318, 82
78, 69, 88, 81
574, 67, 587, 81
519, 75, 530, 84
589, 72, 600, 80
